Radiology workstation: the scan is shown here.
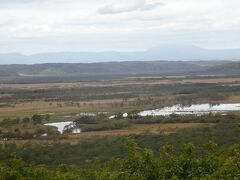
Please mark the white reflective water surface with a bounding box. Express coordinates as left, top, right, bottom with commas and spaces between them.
139, 103, 240, 116
44, 121, 81, 134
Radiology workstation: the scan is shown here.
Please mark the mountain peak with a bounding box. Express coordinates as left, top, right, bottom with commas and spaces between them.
147, 44, 203, 52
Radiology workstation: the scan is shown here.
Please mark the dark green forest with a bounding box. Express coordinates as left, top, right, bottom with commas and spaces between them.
0, 139, 240, 179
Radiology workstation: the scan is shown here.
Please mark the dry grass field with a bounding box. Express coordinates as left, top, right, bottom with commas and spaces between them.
0, 99, 128, 119
1, 75, 240, 119
1, 76, 240, 90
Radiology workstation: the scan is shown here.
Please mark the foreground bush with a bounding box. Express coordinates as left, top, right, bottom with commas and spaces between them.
0, 139, 240, 179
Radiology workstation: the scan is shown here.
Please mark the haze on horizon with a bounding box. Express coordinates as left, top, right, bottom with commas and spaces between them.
0, 0, 240, 60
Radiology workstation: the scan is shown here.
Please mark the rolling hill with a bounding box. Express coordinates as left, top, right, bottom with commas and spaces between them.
1, 60, 240, 83
0, 61, 227, 78
205, 61, 240, 75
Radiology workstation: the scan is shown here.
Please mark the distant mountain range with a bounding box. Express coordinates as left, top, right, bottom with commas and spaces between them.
1, 44, 240, 64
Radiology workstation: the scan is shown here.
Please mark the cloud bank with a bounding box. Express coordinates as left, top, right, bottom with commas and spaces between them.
0, 0, 239, 55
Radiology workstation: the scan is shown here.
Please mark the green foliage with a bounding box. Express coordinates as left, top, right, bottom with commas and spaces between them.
74, 116, 131, 132
32, 115, 43, 125
0, 116, 59, 139
0, 117, 240, 167
0, 140, 240, 179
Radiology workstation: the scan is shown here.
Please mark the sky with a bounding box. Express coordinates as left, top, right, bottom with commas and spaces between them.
0, 0, 240, 54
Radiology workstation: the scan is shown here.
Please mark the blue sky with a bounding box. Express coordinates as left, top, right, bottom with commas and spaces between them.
0, 0, 239, 54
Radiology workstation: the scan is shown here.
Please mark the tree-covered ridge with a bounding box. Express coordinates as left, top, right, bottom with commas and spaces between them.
0, 139, 240, 180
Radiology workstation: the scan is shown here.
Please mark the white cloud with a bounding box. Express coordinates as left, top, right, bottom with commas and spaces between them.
0, 0, 239, 54
98, 0, 164, 14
